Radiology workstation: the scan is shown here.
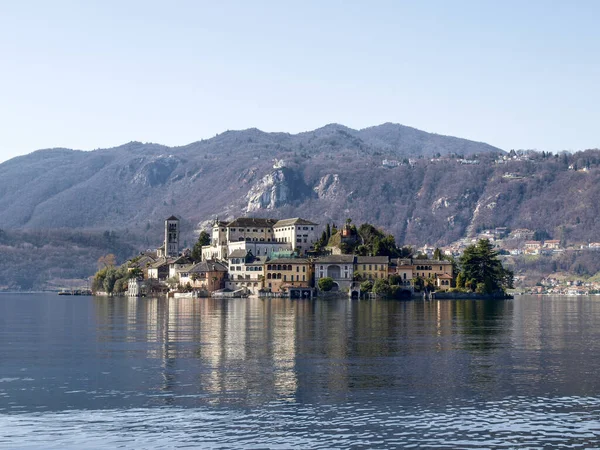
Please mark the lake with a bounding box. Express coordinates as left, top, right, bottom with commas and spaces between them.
1, 294, 599, 448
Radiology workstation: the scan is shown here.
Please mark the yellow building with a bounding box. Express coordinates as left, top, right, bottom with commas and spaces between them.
264, 258, 313, 293
354, 256, 389, 281
390, 258, 454, 291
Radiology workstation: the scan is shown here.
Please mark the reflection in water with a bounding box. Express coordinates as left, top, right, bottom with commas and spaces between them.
3, 295, 600, 448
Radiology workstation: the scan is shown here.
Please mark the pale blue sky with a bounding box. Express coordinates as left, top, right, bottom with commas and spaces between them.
1, 0, 599, 162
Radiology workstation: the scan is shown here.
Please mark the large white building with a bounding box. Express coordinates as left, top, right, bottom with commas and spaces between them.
272, 218, 319, 254
202, 217, 319, 261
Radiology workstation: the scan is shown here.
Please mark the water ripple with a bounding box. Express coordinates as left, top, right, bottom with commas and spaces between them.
1, 396, 599, 449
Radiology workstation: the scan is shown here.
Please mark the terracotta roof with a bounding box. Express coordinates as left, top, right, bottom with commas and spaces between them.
273, 217, 318, 227
437, 273, 453, 279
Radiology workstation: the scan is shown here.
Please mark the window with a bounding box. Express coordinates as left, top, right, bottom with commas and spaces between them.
369, 265, 372, 270
302, 275, 305, 281
296, 266, 299, 272
230, 228, 236, 232
310, 227, 313, 230
253, 229, 257, 232
303, 266, 306, 272
303, 227, 308, 230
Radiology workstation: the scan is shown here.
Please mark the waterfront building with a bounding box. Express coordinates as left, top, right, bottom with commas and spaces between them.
354, 256, 389, 281
226, 249, 265, 294
179, 260, 228, 293
390, 258, 453, 291
264, 258, 313, 293
314, 255, 355, 292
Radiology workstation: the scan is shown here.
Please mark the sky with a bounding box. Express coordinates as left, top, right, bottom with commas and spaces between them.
0, 0, 599, 163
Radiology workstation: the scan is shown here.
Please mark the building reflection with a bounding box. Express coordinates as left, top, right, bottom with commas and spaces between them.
92, 295, 525, 405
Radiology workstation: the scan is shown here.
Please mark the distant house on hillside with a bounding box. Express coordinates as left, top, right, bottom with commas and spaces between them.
524, 240, 542, 255
543, 240, 560, 250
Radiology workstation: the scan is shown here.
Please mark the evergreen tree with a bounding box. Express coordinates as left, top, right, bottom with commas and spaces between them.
191, 230, 211, 262
459, 239, 513, 294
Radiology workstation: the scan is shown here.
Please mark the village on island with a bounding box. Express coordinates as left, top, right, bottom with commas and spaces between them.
91, 215, 515, 300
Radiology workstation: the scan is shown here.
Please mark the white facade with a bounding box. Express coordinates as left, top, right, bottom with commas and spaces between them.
227, 241, 292, 258
273, 219, 319, 255
226, 252, 264, 294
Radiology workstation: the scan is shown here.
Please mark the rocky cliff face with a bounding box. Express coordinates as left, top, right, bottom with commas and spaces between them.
2, 123, 599, 249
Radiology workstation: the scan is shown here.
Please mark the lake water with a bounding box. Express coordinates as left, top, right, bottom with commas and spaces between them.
1, 294, 600, 448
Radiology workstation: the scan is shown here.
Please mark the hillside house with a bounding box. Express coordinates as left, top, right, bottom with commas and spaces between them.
524, 241, 542, 255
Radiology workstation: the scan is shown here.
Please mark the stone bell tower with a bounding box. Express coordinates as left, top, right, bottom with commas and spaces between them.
164, 215, 180, 257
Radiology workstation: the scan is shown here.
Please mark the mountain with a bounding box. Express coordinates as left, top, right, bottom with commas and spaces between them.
2, 122, 600, 290
0, 123, 500, 233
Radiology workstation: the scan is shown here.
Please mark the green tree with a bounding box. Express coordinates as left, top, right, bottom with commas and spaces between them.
389, 274, 402, 285
360, 280, 373, 293
372, 279, 391, 296
318, 277, 334, 291
326, 223, 331, 242
433, 247, 443, 260
459, 239, 514, 294
191, 230, 211, 262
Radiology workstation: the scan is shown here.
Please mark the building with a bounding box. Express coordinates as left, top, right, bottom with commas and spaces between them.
272, 218, 319, 254
354, 256, 389, 281
169, 255, 195, 279
524, 240, 542, 255
147, 257, 173, 281
226, 249, 265, 294
226, 240, 292, 259
264, 258, 313, 293
314, 255, 355, 292
164, 216, 180, 257
390, 258, 453, 291
179, 260, 228, 293
543, 240, 560, 250
201, 216, 319, 261
389, 259, 414, 287
202, 219, 230, 261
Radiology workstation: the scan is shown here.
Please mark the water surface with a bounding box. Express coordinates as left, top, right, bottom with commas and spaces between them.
1, 294, 599, 448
